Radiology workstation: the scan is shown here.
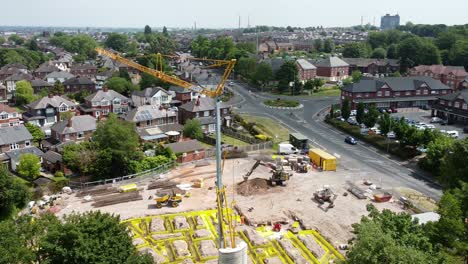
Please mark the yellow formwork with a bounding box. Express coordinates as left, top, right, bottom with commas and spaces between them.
122, 209, 344, 263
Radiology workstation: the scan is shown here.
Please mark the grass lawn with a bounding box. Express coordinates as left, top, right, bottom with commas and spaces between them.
208, 134, 250, 147
309, 87, 341, 97
264, 99, 300, 107
239, 114, 289, 144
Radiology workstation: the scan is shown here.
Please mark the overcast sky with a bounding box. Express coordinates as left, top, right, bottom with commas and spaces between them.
1, 0, 466, 28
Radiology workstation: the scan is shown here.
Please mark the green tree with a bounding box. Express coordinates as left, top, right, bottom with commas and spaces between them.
391, 71, 401, 77
304, 80, 314, 90
105, 33, 128, 52
323, 39, 335, 53
162, 26, 168, 37
0, 37, 5, 45
398, 36, 441, 70
17, 153, 41, 181
51, 80, 64, 95
28, 39, 40, 51
15, 80, 34, 105
432, 192, 465, 249
421, 135, 454, 175
341, 99, 351, 120
386, 44, 399, 59
92, 114, 141, 178
363, 106, 379, 128
448, 39, 468, 70
235, 57, 256, 79
351, 70, 362, 82
436, 31, 459, 50
314, 39, 323, 52
368, 31, 388, 49
371, 47, 387, 59
106, 77, 135, 95
139, 72, 168, 89
0, 167, 30, 219
183, 119, 203, 140
144, 25, 152, 35
145, 33, 177, 55
62, 142, 97, 176
440, 138, 468, 188
377, 112, 394, 135
393, 117, 408, 140
25, 123, 45, 144
8, 34, 24, 45
311, 78, 325, 90
253, 62, 273, 88
342, 42, 372, 58
276, 61, 298, 85
356, 103, 365, 124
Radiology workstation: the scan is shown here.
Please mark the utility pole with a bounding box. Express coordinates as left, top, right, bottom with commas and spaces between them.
214, 98, 224, 248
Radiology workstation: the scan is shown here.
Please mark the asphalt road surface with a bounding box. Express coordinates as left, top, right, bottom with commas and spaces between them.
227, 82, 442, 200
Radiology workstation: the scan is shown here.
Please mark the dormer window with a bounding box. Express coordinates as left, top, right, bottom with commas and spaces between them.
101, 100, 110, 106
0, 114, 8, 120
59, 104, 68, 112
113, 98, 121, 105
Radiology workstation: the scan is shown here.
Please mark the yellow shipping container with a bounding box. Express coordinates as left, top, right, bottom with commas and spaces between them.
309, 148, 337, 171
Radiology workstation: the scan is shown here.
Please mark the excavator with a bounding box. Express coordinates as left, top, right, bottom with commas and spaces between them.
270, 157, 292, 186
95, 48, 237, 249
313, 186, 337, 209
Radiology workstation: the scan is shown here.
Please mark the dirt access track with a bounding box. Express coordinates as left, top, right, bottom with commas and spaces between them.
58, 158, 404, 246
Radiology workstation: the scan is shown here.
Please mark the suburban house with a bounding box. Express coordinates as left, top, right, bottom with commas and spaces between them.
315, 56, 349, 82
342, 58, 400, 75
70, 64, 98, 79
30, 79, 53, 94
33, 63, 59, 79
124, 105, 178, 128
0, 84, 7, 103
0, 125, 44, 171
51, 115, 97, 143
431, 89, 468, 124
341, 76, 452, 109
95, 70, 115, 90
63, 76, 96, 93
4, 73, 33, 97
79, 87, 129, 118
168, 86, 203, 105
45, 71, 74, 84
42, 150, 65, 174
165, 139, 205, 163
409, 65, 468, 90
296, 59, 317, 81
260, 57, 285, 74
131, 87, 173, 107
0, 104, 20, 127
136, 123, 183, 143
179, 97, 231, 133
23, 94, 77, 127
0, 63, 28, 80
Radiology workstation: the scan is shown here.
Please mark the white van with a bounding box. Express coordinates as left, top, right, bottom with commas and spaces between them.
278, 143, 299, 155
446, 130, 459, 138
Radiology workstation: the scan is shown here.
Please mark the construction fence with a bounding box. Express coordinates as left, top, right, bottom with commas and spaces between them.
221, 127, 263, 144
68, 161, 176, 189
205, 141, 273, 157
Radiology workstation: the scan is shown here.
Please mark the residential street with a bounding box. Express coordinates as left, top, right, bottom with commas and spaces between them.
228, 81, 443, 200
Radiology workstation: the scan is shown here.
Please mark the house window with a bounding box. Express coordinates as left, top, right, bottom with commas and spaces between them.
146, 120, 151, 126
92, 101, 99, 107
442, 90, 447, 94
395, 92, 400, 96
12, 113, 17, 118
463, 103, 467, 110
416, 90, 421, 95
36, 110, 42, 115
204, 111, 209, 117
431, 91, 439, 94
356, 93, 362, 98
195, 112, 199, 118
95, 111, 100, 117
101, 100, 110, 106
9, 143, 19, 150
59, 105, 68, 112
65, 134, 69, 141
384, 91, 390, 96
0, 114, 8, 120
405, 91, 411, 96
440, 100, 445, 105
223, 109, 228, 114
448, 102, 452, 106
113, 99, 121, 105
454, 102, 460, 108
161, 96, 168, 102
25, 141, 30, 147
377, 91, 382, 97
77, 132, 84, 138
423, 89, 428, 95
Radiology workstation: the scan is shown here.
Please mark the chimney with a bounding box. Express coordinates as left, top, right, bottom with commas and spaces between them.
195, 96, 200, 106
103, 85, 108, 92
67, 117, 73, 128
48, 93, 54, 98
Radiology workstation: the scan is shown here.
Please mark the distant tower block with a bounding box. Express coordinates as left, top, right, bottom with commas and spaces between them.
218, 241, 248, 264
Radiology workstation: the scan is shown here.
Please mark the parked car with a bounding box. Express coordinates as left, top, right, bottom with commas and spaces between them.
347, 117, 358, 126
423, 124, 435, 130
335, 116, 345, 122
390, 107, 398, 113
446, 130, 459, 138
278, 143, 299, 155
369, 127, 381, 135
345, 136, 358, 145
350, 110, 357, 116
430, 117, 442, 123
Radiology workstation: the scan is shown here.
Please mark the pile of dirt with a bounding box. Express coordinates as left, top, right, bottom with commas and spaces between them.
236, 178, 270, 196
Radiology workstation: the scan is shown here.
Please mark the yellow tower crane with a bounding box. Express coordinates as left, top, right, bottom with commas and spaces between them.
95, 47, 237, 249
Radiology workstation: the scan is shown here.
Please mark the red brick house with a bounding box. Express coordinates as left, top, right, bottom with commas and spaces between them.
341, 76, 452, 109
169, 86, 194, 104
124, 105, 177, 128
0, 104, 20, 127
296, 59, 317, 81
315, 57, 349, 82
166, 139, 205, 163
409, 65, 468, 90
431, 89, 468, 124
33, 63, 59, 79
342, 58, 400, 75
179, 97, 231, 133
79, 87, 129, 118
63, 76, 96, 93
50, 115, 97, 143
23, 95, 77, 127
70, 64, 98, 79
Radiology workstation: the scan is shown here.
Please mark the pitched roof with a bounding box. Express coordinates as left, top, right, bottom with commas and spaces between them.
51, 115, 97, 134
84, 89, 128, 102
70, 64, 97, 71
438, 89, 468, 104
165, 139, 204, 153
296, 59, 316, 70
6, 146, 43, 161
132, 87, 169, 98
0, 104, 18, 113
315, 56, 349, 68
124, 105, 177, 122
261, 57, 285, 72
179, 97, 229, 112
42, 150, 62, 163
35, 63, 59, 73
45, 71, 75, 79
412, 65, 468, 77
30, 79, 53, 87
0, 125, 33, 145
1, 63, 27, 70
169, 85, 191, 94
4, 73, 33, 81
63, 76, 95, 85
27, 95, 76, 110
342, 76, 450, 93
342, 58, 399, 67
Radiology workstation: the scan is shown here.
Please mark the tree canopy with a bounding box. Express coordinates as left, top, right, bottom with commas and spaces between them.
0, 167, 30, 219
105, 77, 135, 96
17, 153, 41, 181
49, 34, 97, 61
342, 42, 372, 58
15, 80, 35, 105
105, 33, 129, 52
183, 119, 203, 140
25, 123, 45, 144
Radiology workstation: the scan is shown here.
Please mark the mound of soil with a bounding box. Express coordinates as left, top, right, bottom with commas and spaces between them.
236, 178, 270, 196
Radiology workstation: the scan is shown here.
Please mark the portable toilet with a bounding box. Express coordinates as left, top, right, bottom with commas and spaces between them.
309, 148, 337, 171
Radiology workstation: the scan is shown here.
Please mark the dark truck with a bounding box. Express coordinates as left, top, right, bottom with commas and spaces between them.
289, 133, 309, 154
